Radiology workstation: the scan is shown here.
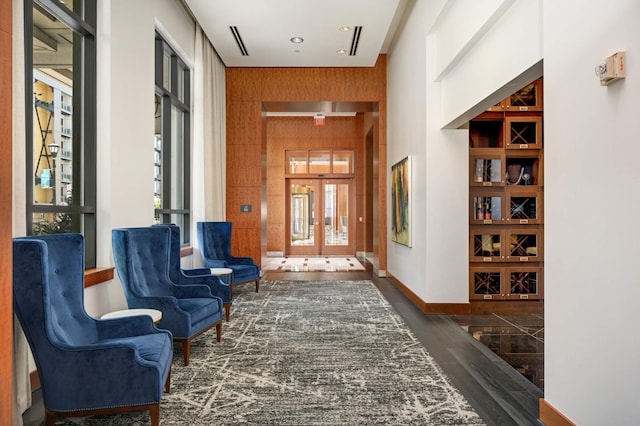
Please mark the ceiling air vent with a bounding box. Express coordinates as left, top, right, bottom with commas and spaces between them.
349, 26, 362, 56
230, 26, 249, 56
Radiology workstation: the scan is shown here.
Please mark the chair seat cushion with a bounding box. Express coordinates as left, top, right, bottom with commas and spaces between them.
229, 264, 259, 283
178, 298, 219, 324
109, 333, 173, 366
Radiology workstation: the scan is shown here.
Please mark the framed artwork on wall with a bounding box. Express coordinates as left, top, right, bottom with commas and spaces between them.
391, 156, 411, 247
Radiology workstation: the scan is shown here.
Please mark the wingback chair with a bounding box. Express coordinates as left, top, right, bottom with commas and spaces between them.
197, 221, 261, 292
13, 234, 172, 426
154, 223, 233, 321
112, 227, 224, 365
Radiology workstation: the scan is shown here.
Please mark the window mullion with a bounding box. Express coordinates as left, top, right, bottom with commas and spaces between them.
155, 34, 190, 242
161, 95, 172, 214
35, 0, 95, 36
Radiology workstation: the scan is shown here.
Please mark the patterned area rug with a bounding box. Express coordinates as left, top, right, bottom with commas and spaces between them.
57, 281, 484, 425
263, 256, 365, 272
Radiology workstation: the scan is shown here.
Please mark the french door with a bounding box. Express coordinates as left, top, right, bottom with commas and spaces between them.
286, 179, 354, 256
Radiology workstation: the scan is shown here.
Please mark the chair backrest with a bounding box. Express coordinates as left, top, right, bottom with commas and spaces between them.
197, 221, 233, 261
112, 227, 174, 299
152, 224, 182, 282
13, 234, 97, 370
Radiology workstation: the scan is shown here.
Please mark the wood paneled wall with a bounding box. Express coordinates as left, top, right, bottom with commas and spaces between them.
0, 0, 13, 420
226, 56, 387, 270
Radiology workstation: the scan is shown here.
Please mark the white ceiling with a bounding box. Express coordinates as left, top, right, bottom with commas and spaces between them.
184, 0, 410, 68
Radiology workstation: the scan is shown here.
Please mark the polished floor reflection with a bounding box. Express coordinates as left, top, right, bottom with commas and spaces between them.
450, 313, 544, 390
262, 256, 365, 272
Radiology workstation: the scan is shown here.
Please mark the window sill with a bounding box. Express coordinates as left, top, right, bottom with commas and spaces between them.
181, 245, 193, 257
84, 267, 115, 288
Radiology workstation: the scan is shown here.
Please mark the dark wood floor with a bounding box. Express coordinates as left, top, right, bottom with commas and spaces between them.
266, 269, 544, 426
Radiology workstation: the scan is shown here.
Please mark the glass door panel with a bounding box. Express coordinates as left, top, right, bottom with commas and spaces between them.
470, 267, 504, 300
323, 181, 349, 248
291, 194, 310, 243
507, 79, 543, 112
470, 150, 504, 187
286, 179, 354, 256
507, 267, 543, 300
288, 181, 318, 254
506, 189, 542, 224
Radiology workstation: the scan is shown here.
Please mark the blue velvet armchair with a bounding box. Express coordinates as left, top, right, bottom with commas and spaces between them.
13, 234, 172, 426
197, 221, 261, 292
112, 227, 224, 365
154, 223, 232, 321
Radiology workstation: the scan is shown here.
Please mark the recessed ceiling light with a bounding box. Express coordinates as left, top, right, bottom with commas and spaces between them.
290, 36, 304, 44
339, 26, 351, 32
337, 49, 347, 55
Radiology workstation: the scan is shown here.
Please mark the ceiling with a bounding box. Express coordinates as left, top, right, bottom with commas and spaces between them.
33, 5, 74, 85
184, 0, 410, 68
33, 1, 412, 115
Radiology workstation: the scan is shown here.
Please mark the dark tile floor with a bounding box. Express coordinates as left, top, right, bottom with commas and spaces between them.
450, 313, 544, 391
451, 314, 544, 390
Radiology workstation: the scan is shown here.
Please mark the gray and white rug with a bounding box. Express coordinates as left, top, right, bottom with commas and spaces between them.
59, 280, 484, 425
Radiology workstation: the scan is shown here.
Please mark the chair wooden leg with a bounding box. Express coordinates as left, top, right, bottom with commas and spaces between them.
255, 279, 260, 292
164, 367, 171, 393
182, 340, 190, 366
45, 409, 56, 426
150, 404, 160, 426
216, 322, 222, 342
224, 302, 231, 321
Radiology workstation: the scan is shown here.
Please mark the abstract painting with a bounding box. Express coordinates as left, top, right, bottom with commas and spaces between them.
391, 156, 411, 246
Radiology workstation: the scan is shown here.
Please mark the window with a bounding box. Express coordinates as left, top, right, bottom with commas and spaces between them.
154, 34, 191, 244
286, 150, 354, 176
26, 0, 97, 267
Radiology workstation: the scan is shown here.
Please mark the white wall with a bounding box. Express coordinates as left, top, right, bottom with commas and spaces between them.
387, 1, 467, 303
387, 0, 431, 300
544, 1, 640, 423
387, 0, 541, 304
88, 0, 197, 317
439, 0, 543, 129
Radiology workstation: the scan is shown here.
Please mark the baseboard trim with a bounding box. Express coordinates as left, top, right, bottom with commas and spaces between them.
386, 273, 471, 315
539, 399, 575, 426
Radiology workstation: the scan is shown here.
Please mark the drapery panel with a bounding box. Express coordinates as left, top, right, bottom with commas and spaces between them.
12, 0, 32, 423
192, 25, 226, 265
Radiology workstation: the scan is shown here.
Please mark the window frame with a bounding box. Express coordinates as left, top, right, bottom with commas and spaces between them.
25, 0, 97, 267
154, 33, 191, 244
